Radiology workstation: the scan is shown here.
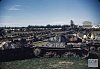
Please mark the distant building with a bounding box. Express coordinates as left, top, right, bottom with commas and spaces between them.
83, 21, 93, 29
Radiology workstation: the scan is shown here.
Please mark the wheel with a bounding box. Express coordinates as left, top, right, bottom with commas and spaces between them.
62, 52, 77, 58
44, 52, 51, 58
62, 52, 68, 57
81, 52, 89, 59
90, 46, 95, 52
44, 51, 55, 58
81, 49, 89, 59
97, 47, 100, 52
34, 48, 41, 57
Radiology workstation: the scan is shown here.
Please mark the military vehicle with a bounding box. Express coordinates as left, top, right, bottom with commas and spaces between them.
0, 28, 100, 62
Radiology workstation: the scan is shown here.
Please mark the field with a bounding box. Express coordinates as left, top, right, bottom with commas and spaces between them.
0, 57, 89, 69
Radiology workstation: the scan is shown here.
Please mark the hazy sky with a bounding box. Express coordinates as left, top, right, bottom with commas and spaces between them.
0, 0, 100, 27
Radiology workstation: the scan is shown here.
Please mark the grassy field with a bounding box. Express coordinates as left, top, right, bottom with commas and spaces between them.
0, 57, 89, 69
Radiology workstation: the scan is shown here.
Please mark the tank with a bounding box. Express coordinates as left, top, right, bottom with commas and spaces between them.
0, 28, 100, 62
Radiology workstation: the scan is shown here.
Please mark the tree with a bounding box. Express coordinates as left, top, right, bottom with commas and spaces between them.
46, 24, 51, 28
61, 25, 66, 31
70, 20, 74, 27
0, 28, 6, 37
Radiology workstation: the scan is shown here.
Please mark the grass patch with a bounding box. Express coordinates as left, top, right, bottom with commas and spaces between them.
0, 57, 88, 69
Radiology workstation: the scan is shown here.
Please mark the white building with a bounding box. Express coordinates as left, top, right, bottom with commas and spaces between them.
83, 21, 93, 29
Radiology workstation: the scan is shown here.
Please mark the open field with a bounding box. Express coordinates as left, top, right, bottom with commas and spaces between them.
0, 57, 88, 69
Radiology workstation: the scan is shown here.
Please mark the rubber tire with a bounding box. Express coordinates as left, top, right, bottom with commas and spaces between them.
34, 48, 41, 56
90, 46, 95, 51
97, 47, 100, 52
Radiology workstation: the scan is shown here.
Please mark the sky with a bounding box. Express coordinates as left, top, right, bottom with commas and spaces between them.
0, 0, 100, 27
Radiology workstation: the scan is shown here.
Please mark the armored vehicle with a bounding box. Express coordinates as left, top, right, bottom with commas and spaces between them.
0, 30, 100, 62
